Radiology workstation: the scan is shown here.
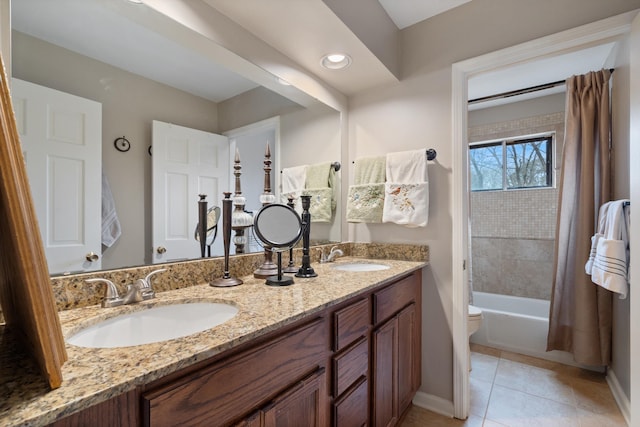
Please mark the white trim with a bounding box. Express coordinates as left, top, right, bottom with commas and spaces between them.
451, 10, 637, 420
412, 391, 454, 418
629, 13, 640, 427
451, 61, 470, 420
607, 368, 630, 426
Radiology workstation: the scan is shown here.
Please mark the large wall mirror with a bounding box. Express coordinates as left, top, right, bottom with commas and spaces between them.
10, 0, 342, 275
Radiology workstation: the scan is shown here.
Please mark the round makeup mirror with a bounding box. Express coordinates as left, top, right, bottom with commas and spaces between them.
194, 206, 221, 247
253, 203, 303, 286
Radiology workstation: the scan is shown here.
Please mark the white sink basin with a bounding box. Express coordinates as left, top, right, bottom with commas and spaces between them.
67, 302, 238, 348
331, 262, 390, 272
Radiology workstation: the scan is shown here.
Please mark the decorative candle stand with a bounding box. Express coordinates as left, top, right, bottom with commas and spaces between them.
210, 192, 243, 287
230, 148, 253, 254
283, 196, 299, 273
295, 195, 317, 278
254, 143, 279, 279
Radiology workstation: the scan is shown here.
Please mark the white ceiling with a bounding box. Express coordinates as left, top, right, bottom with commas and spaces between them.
378, 0, 473, 29
10, 0, 618, 107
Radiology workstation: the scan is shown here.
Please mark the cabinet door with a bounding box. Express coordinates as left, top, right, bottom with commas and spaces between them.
397, 303, 417, 415
263, 369, 327, 427
235, 411, 263, 427
372, 318, 398, 427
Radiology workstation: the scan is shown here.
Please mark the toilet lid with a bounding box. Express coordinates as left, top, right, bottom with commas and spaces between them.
468, 305, 482, 317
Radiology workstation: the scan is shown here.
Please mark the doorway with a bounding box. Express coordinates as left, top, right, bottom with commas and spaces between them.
451, 11, 636, 420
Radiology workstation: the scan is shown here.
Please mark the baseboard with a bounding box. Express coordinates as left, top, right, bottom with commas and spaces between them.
412, 391, 454, 418
607, 368, 630, 426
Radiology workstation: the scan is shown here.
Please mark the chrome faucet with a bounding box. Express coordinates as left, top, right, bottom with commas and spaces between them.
139, 268, 167, 300
320, 246, 344, 263
86, 278, 142, 308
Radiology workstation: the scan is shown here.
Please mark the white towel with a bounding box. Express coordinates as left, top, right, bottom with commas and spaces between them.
585, 202, 609, 275
281, 165, 307, 215
101, 172, 121, 248
382, 149, 429, 227
590, 200, 630, 298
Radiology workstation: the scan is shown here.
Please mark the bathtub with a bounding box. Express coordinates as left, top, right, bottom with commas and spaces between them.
470, 291, 578, 366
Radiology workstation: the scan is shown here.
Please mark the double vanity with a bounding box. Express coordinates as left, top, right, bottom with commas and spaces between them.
0, 243, 427, 427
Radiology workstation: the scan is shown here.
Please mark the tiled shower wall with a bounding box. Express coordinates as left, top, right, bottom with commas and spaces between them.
469, 112, 564, 300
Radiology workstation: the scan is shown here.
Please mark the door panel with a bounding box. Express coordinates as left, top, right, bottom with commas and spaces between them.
152, 120, 228, 263
12, 78, 102, 274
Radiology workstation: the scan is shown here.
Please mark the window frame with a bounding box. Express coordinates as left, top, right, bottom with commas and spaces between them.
469, 132, 555, 192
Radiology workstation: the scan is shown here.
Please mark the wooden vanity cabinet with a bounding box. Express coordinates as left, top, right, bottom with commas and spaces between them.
141, 317, 329, 427
46, 270, 422, 427
331, 298, 371, 427
371, 273, 421, 427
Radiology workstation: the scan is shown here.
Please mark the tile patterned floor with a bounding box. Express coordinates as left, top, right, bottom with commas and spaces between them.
400, 344, 627, 427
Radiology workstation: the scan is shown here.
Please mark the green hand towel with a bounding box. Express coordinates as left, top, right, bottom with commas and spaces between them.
305, 162, 331, 188
354, 156, 386, 185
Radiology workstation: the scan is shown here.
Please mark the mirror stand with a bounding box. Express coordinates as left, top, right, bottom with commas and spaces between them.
283, 196, 298, 273
253, 203, 303, 287
210, 192, 243, 287
265, 251, 294, 286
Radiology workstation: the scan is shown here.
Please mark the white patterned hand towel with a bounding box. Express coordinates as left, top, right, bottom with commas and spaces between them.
590, 200, 630, 298
382, 149, 429, 227
281, 165, 307, 215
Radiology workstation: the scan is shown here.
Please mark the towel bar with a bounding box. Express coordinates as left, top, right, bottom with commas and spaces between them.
280, 161, 340, 173
352, 149, 437, 164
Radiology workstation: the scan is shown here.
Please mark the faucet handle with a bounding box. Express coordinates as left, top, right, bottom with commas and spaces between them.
86, 278, 123, 308
144, 268, 167, 285
140, 268, 166, 300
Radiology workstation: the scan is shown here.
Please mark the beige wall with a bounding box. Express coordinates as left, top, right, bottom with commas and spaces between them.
349, 0, 640, 402
281, 103, 342, 242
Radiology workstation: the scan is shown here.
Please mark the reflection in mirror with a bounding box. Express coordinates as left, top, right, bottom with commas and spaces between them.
194, 205, 221, 257
253, 203, 303, 286
10, 0, 341, 275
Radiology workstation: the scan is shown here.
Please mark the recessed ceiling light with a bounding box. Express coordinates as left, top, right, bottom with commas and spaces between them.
321, 53, 352, 70
127, 0, 144, 4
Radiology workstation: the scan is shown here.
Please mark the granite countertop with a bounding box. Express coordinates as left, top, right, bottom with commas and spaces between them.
0, 257, 425, 427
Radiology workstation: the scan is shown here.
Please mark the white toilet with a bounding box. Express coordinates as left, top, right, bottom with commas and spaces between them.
468, 305, 483, 370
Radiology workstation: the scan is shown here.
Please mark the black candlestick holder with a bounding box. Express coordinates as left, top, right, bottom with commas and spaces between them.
210, 192, 243, 287
295, 195, 317, 278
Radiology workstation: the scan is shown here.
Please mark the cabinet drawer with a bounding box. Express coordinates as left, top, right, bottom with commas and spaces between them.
142, 318, 327, 427
333, 298, 370, 351
373, 274, 417, 324
333, 377, 368, 427
333, 337, 368, 397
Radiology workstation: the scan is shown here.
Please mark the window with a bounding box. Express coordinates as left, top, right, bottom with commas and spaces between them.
469, 135, 553, 191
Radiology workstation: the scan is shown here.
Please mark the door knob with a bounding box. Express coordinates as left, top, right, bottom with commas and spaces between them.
156, 246, 167, 254
86, 252, 99, 262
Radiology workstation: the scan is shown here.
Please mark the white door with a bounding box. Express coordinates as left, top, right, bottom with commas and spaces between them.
152, 120, 229, 263
12, 78, 102, 275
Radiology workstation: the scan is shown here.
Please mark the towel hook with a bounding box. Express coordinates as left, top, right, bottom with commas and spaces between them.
426, 149, 437, 161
